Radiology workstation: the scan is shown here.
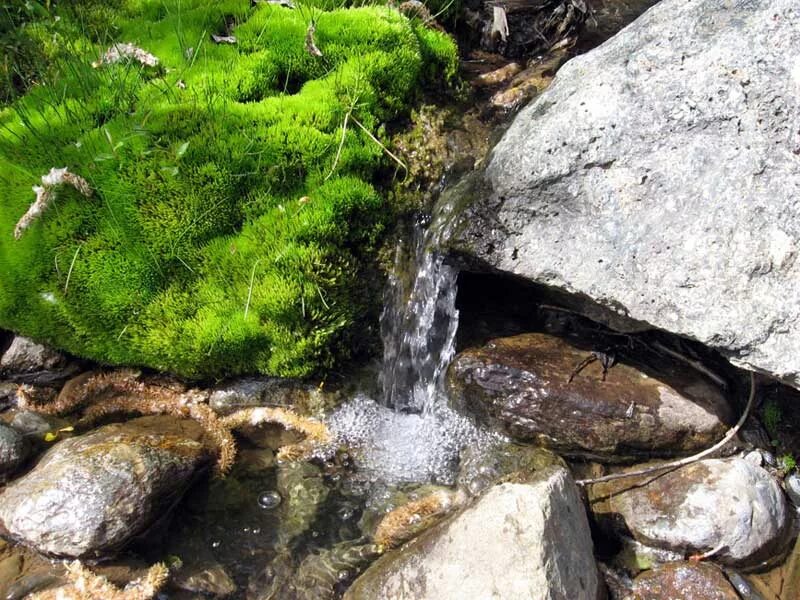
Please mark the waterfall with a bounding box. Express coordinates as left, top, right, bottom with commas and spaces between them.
327, 182, 495, 486
379, 214, 460, 414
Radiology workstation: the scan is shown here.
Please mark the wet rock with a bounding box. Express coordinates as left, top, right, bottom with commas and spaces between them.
0, 553, 24, 598
785, 472, 800, 507
451, 0, 800, 390
0, 336, 80, 385
448, 333, 732, 460
0, 423, 27, 479
0, 382, 16, 410
344, 467, 603, 600
174, 562, 237, 597
602, 458, 793, 569
276, 461, 330, 546
456, 441, 565, 496
630, 562, 740, 600
0, 416, 214, 558
7, 410, 55, 437
209, 376, 338, 416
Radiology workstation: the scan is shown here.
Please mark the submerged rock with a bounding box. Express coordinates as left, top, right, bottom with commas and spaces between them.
0, 336, 80, 385
275, 461, 330, 547
0, 416, 213, 558
456, 441, 565, 497
451, 0, 800, 390
209, 377, 335, 415
0, 423, 27, 479
630, 562, 740, 600
344, 467, 603, 600
601, 458, 793, 569
448, 333, 732, 459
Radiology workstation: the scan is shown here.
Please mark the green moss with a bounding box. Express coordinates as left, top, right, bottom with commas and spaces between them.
0, 0, 458, 379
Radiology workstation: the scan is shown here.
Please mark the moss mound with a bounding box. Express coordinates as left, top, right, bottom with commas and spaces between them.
0, 0, 458, 378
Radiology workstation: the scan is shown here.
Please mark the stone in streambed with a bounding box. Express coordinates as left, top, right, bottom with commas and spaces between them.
0, 336, 80, 385
0, 415, 214, 558
630, 562, 741, 600
0, 422, 28, 479
602, 458, 793, 569
448, 333, 732, 460
344, 467, 603, 600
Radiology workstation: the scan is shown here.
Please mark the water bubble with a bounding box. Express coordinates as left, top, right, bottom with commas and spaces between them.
258, 490, 282, 510
211, 540, 221, 549
337, 506, 354, 521
337, 570, 351, 581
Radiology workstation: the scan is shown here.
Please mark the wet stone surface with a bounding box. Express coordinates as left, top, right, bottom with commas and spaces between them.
0, 422, 27, 480
0, 415, 214, 558
598, 458, 794, 569
0, 336, 80, 385
344, 468, 602, 600
630, 561, 741, 600
448, 333, 733, 460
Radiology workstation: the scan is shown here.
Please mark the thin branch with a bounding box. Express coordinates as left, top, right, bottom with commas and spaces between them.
577, 372, 757, 486
652, 341, 728, 389
351, 116, 407, 173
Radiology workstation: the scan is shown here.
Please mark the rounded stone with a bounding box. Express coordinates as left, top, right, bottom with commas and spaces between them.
0, 422, 27, 478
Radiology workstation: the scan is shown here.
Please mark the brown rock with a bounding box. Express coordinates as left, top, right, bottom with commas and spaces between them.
448, 333, 733, 460
631, 562, 740, 600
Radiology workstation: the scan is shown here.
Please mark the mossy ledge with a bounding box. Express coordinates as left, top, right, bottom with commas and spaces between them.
0, 0, 458, 379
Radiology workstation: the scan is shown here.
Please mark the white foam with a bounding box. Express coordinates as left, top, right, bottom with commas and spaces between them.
327, 394, 497, 486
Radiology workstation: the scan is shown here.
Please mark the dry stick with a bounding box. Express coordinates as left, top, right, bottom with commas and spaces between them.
651, 340, 728, 389
325, 110, 351, 181
351, 116, 407, 173
577, 372, 757, 486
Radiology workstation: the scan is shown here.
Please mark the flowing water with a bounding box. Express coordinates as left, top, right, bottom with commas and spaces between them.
327, 186, 497, 486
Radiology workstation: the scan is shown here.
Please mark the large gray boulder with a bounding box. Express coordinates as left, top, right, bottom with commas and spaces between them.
451, 0, 800, 388
344, 468, 603, 600
0, 416, 213, 558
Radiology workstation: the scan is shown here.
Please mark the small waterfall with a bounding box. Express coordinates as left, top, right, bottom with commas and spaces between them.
327, 182, 496, 485
379, 212, 460, 414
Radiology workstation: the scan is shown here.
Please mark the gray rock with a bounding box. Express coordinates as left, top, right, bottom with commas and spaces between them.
451, 0, 800, 389
785, 472, 800, 507
0, 423, 27, 479
8, 410, 53, 437
0, 336, 80, 384
0, 416, 213, 558
448, 333, 733, 460
604, 458, 794, 569
344, 468, 603, 600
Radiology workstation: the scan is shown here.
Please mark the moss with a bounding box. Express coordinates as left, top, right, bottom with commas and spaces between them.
0, 0, 459, 379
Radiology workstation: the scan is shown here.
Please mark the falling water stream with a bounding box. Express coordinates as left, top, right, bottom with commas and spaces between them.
327, 186, 496, 486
